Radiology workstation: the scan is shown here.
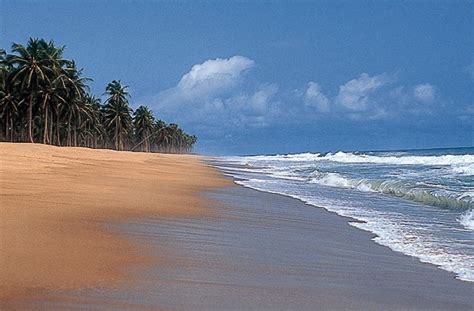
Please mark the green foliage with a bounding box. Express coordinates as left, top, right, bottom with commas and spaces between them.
0, 38, 196, 153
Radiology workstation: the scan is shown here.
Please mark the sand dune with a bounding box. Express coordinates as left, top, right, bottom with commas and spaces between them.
0, 143, 228, 304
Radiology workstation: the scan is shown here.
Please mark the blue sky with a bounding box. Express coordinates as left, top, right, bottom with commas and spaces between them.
1, 0, 472, 155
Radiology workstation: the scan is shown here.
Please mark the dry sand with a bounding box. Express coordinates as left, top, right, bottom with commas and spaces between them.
2, 143, 473, 310
0, 143, 228, 305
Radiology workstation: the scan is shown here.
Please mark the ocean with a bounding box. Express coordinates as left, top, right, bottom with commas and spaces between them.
214, 147, 474, 282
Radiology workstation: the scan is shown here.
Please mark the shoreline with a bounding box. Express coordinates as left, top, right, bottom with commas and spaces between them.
1, 144, 472, 309
0, 143, 229, 308
39, 181, 473, 310
226, 176, 465, 281
214, 158, 474, 284
226, 176, 463, 280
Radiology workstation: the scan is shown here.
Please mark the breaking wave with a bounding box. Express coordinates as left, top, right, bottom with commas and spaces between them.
243, 151, 474, 175
219, 147, 474, 281
309, 171, 473, 211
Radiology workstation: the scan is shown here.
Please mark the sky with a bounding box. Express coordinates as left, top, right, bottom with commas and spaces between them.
1, 0, 472, 155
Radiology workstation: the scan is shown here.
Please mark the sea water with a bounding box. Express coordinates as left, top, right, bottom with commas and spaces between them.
214, 147, 474, 282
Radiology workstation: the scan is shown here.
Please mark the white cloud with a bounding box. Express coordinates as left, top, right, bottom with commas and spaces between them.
304, 82, 330, 112
247, 83, 279, 115
157, 56, 255, 111
335, 73, 390, 111
413, 83, 436, 103
145, 59, 443, 131
222, 84, 280, 127
149, 55, 278, 129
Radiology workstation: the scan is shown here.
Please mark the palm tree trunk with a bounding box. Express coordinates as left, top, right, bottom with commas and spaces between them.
28, 96, 34, 143
115, 122, 119, 150
9, 113, 14, 142
5, 112, 9, 141
75, 114, 81, 147
67, 113, 72, 146
49, 109, 53, 145
43, 105, 49, 144
56, 114, 61, 147
145, 129, 149, 152
74, 126, 77, 146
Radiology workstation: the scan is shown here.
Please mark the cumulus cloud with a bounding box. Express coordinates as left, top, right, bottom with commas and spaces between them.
219, 83, 280, 128
247, 83, 279, 115
145, 57, 443, 133
304, 82, 330, 112
148, 56, 282, 130
335, 73, 390, 111
157, 55, 255, 111
413, 83, 436, 103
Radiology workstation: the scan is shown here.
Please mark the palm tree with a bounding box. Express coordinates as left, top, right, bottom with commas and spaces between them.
5, 38, 54, 142
150, 119, 169, 152
61, 62, 90, 146
188, 135, 197, 153
1, 38, 197, 153
0, 88, 20, 141
167, 123, 181, 153
103, 80, 132, 150
82, 94, 103, 148
0, 52, 19, 140
133, 105, 155, 152
37, 41, 67, 144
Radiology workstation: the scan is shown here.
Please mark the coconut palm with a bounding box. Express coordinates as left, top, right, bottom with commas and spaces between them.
0, 53, 19, 140
60, 62, 90, 146
1, 38, 197, 153
37, 41, 67, 144
133, 105, 155, 152
0, 85, 20, 141
103, 80, 132, 150
150, 120, 169, 152
5, 38, 54, 142
82, 94, 103, 148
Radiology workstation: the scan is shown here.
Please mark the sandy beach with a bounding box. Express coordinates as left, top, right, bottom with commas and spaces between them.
1, 143, 473, 310
2, 1, 472, 309
0, 143, 228, 308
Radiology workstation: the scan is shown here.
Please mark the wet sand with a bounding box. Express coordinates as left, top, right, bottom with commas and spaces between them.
0, 143, 227, 308
39, 184, 473, 310
1, 144, 472, 310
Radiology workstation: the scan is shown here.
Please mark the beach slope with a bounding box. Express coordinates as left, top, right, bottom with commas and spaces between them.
0, 143, 227, 305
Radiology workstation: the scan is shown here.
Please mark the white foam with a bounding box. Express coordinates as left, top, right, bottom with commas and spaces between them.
323, 151, 474, 166
268, 170, 306, 181
309, 172, 356, 188
459, 209, 474, 231
351, 220, 474, 282
240, 151, 474, 167
309, 172, 373, 192
452, 163, 474, 176
236, 176, 474, 282
218, 151, 474, 283
308, 171, 472, 210
240, 152, 321, 162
